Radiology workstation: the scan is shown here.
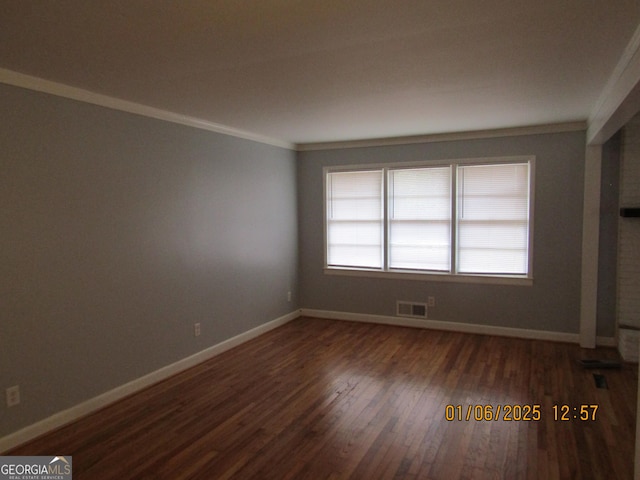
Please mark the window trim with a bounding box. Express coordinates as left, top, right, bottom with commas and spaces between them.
323, 156, 535, 285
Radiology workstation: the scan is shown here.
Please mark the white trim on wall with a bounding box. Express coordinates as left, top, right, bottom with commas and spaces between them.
300, 308, 617, 347
297, 122, 586, 151
0, 68, 294, 151
579, 145, 602, 348
0, 310, 301, 454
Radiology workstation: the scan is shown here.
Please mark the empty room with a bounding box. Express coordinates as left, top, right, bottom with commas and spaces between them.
2, 1, 640, 479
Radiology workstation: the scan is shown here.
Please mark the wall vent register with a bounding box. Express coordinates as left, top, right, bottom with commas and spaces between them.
397, 301, 428, 319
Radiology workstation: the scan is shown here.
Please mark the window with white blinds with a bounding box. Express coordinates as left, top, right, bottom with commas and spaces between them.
388, 167, 452, 271
325, 157, 533, 279
326, 170, 383, 269
457, 163, 530, 275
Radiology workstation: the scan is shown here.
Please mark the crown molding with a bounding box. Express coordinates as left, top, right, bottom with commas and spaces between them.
0, 68, 295, 151
295, 121, 587, 151
587, 22, 640, 145
0, 67, 591, 152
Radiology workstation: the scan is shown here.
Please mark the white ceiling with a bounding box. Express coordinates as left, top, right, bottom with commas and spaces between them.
1, 1, 639, 146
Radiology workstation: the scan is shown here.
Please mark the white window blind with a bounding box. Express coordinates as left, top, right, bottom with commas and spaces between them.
457, 163, 530, 275
324, 157, 533, 281
388, 167, 452, 271
326, 170, 383, 269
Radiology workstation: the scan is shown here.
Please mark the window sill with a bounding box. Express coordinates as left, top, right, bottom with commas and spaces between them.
324, 267, 533, 286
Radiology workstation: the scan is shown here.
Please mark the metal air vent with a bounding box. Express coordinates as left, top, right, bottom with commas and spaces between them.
397, 301, 428, 319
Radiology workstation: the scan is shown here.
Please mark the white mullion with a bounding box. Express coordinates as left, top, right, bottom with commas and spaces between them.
527, 160, 535, 278
450, 164, 458, 274
383, 167, 389, 271
323, 168, 330, 269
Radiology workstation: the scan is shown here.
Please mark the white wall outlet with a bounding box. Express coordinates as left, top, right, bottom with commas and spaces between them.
428, 296, 436, 307
287, 291, 292, 302
6, 385, 20, 407
194, 323, 201, 337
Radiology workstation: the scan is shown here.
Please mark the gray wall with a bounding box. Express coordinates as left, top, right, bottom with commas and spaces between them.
1, 80, 619, 441
0, 84, 298, 437
298, 131, 593, 335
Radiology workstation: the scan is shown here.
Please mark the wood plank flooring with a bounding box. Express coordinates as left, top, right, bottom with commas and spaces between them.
8, 317, 638, 479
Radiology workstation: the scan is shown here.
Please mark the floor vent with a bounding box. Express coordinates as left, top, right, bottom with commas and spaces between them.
397, 301, 428, 319
593, 374, 609, 389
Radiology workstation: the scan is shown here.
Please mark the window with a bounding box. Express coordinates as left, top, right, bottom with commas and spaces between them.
456, 163, 531, 275
388, 166, 451, 271
324, 157, 533, 283
326, 170, 383, 269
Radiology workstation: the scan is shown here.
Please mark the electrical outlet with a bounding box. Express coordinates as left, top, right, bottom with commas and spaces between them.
194, 323, 201, 337
287, 291, 292, 302
428, 296, 436, 307
6, 385, 20, 407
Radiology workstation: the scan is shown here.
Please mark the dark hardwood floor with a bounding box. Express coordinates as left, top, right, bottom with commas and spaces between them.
8, 317, 638, 479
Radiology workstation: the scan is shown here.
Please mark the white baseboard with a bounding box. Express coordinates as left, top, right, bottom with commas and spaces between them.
300, 309, 617, 347
0, 310, 301, 453
2, 307, 617, 452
